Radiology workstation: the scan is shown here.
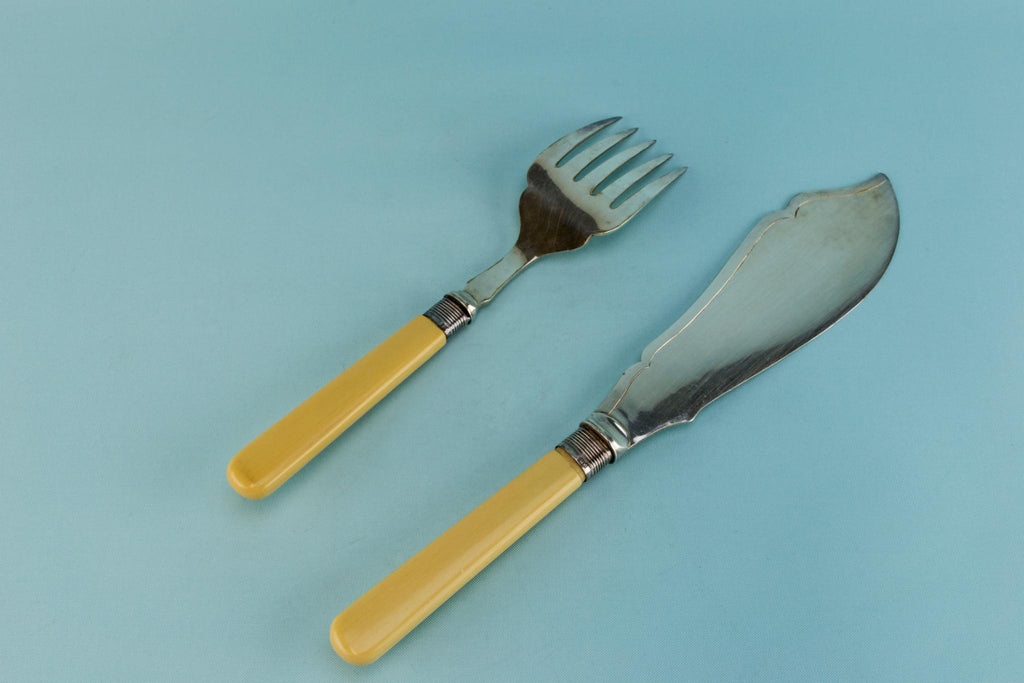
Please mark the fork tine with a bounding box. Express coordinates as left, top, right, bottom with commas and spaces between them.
581, 140, 656, 192
614, 167, 688, 216
535, 117, 621, 166
561, 128, 638, 177
601, 153, 673, 201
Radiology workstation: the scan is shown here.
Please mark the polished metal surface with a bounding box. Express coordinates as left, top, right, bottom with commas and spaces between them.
423, 295, 472, 338
582, 174, 899, 458
451, 117, 687, 315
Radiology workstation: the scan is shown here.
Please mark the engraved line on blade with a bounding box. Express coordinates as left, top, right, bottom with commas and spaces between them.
606, 177, 890, 413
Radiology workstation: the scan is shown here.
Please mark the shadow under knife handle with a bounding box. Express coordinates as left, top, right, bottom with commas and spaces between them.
226, 297, 470, 499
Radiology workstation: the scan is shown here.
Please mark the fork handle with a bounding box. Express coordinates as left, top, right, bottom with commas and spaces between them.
330, 448, 585, 665
227, 315, 447, 499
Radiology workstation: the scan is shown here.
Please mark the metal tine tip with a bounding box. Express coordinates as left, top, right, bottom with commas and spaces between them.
600, 153, 673, 200
561, 128, 638, 178
537, 116, 622, 166
614, 167, 688, 214
584, 139, 656, 192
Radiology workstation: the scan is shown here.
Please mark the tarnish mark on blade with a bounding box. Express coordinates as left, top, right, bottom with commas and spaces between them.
515, 163, 601, 259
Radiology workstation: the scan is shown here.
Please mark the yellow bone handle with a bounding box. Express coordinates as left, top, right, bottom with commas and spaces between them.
330, 448, 585, 665
226, 316, 446, 499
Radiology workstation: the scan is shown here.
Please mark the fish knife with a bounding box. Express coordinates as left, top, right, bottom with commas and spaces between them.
330, 173, 900, 664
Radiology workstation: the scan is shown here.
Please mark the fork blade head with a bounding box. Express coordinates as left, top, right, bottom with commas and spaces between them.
535, 117, 621, 167
587, 174, 898, 453
582, 140, 656, 192
513, 119, 687, 264
612, 167, 688, 220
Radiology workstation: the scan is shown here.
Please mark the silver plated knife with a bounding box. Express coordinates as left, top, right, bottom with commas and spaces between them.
330, 173, 900, 665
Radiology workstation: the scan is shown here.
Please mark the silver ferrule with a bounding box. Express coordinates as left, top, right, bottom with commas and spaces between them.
424, 295, 472, 338
559, 424, 614, 480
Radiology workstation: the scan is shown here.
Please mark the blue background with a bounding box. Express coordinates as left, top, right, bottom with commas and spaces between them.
2, 1, 1021, 680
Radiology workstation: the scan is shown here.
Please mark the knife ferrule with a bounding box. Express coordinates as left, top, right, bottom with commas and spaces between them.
558, 423, 614, 479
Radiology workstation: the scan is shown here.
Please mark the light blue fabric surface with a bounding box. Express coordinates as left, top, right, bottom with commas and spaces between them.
1, 1, 1021, 680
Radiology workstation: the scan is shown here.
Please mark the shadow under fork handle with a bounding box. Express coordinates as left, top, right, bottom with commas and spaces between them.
226, 296, 470, 499
330, 426, 611, 665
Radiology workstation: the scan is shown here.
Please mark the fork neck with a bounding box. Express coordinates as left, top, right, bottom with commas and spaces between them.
424, 246, 536, 341
454, 246, 535, 316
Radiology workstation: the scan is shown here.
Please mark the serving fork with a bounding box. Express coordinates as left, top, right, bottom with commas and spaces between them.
227, 117, 687, 498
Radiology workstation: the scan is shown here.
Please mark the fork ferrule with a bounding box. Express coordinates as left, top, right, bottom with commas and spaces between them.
423, 295, 472, 338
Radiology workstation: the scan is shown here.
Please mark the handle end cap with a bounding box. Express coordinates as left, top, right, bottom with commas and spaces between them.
226, 459, 272, 499
330, 613, 382, 666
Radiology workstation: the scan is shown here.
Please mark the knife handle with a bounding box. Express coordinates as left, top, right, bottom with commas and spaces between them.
227, 316, 446, 499
330, 449, 585, 665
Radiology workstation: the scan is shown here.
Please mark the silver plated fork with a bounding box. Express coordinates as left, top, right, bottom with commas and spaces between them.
227, 117, 687, 498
